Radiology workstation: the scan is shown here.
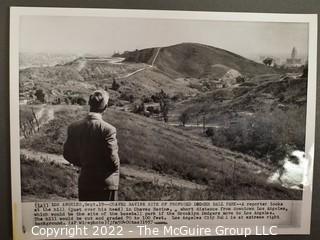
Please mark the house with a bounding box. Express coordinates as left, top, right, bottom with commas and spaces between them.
144, 102, 161, 113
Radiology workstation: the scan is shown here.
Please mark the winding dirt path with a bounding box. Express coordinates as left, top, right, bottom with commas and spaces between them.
118, 47, 162, 79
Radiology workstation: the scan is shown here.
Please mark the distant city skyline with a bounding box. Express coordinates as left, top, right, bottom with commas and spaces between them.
20, 16, 309, 62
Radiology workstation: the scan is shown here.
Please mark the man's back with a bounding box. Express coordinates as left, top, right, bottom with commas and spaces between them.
63, 112, 120, 200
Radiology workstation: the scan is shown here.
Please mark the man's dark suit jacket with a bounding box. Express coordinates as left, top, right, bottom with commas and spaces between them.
63, 112, 120, 194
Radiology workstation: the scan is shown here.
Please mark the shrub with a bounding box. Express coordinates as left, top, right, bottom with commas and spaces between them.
205, 127, 214, 137
111, 79, 120, 91
76, 97, 87, 105
119, 92, 134, 103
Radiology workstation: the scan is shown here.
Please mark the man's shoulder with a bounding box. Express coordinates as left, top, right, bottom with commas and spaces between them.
67, 114, 116, 135
67, 119, 87, 131
100, 120, 116, 134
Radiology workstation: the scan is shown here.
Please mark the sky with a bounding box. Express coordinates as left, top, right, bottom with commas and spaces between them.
20, 15, 309, 61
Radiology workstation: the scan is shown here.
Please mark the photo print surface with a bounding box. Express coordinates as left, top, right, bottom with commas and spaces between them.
18, 15, 310, 201
10, 8, 317, 238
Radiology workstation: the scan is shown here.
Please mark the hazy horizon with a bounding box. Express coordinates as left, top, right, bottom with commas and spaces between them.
20, 15, 309, 62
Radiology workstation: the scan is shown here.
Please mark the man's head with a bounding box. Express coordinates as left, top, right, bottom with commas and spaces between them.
89, 90, 109, 113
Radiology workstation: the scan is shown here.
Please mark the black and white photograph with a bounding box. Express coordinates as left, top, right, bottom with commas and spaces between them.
9, 7, 317, 238
15, 12, 314, 202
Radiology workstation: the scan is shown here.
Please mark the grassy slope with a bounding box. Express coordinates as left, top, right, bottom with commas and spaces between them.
21, 105, 301, 200
21, 154, 218, 201
21, 154, 78, 200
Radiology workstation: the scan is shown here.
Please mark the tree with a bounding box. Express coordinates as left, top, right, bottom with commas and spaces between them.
111, 78, 120, 91
160, 99, 169, 122
34, 89, 46, 103
263, 57, 274, 66
179, 112, 190, 126
129, 95, 134, 103
158, 90, 170, 122
205, 127, 215, 137
302, 63, 308, 78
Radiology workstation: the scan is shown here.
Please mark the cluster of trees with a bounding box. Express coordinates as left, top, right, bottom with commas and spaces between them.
263, 57, 274, 66
32, 88, 87, 106
205, 107, 306, 165
133, 89, 171, 122
178, 111, 208, 128
262, 57, 308, 76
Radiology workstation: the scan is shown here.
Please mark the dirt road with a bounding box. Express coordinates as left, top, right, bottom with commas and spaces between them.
118, 47, 162, 79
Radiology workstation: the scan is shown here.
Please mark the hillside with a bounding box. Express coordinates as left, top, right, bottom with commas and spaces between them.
116, 67, 198, 98
170, 73, 307, 165
173, 74, 307, 121
20, 43, 279, 104
20, 105, 302, 200
122, 42, 276, 79
19, 56, 198, 102
19, 43, 306, 200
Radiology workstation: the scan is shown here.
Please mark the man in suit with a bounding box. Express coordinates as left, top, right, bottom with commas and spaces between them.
63, 90, 120, 201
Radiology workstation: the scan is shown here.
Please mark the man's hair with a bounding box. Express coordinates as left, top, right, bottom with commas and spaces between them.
89, 90, 110, 113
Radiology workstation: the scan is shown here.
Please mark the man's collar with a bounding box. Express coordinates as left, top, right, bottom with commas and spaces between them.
87, 112, 103, 120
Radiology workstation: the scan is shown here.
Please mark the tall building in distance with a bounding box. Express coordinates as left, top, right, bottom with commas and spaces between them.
286, 47, 302, 67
